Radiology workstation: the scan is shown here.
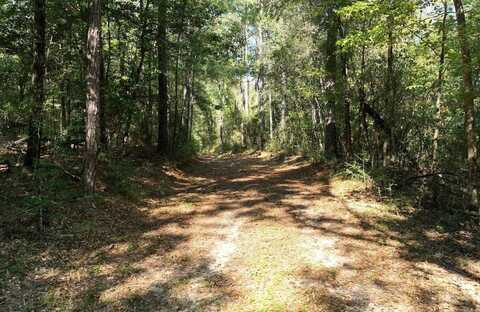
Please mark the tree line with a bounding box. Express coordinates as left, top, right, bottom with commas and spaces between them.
0, 0, 479, 213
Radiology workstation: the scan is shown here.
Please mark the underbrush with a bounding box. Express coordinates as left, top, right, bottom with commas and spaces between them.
0, 148, 177, 309
173, 139, 200, 163
334, 157, 478, 225
334, 159, 398, 199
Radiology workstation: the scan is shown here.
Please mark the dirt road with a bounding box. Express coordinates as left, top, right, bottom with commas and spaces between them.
91, 154, 478, 311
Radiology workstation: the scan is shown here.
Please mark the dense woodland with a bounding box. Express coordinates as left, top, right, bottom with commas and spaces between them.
1, 0, 479, 206
1, 0, 480, 310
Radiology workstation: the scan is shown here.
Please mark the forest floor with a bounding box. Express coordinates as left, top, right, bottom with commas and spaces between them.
1, 153, 480, 311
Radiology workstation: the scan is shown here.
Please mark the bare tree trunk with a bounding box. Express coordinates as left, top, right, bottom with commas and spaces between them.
243, 24, 250, 115
172, 47, 180, 152
432, 0, 448, 168
188, 67, 195, 142
219, 86, 226, 148
358, 46, 371, 156
84, 0, 102, 193
144, 55, 153, 148
257, 22, 265, 150
24, 0, 46, 169
104, 7, 112, 146
239, 80, 247, 147
453, 0, 478, 210
157, 0, 169, 155
340, 24, 352, 160
269, 90, 273, 142
280, 71, 287, 142
60, 79, 68, 136
384, 19, 395, 167
324, 8, 338, 159
99, 35, 108, 149
171, 0, 187, 154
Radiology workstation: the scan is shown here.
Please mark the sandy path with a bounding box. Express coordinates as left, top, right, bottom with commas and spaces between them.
98, 154, 479, 311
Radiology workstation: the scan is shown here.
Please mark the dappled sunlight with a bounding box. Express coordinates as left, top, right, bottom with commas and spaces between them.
4, 154, 478, 310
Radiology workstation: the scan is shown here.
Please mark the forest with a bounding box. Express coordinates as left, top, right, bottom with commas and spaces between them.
1, 0, 479, 311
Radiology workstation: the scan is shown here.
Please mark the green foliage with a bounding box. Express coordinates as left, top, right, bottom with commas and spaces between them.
174, 139, 200, 163
103, 160, 143, 200
336, 160, 372, 183
336, 156, 399, 198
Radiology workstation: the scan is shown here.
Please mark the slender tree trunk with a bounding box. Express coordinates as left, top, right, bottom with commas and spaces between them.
144, 55, 153, 148
432, 0, 448, 168
243, 24, 250, 115
257, 22, 265, 150
101, 5, 112, 148
157, 0, 169, 155
359, 46, 370, 153
182, 65, 193, 143
171, 0, 187, 154
24, 0, 46, 169
340, 24, 352, 160
324, 8, 338, 159
84, 0, 102, 193
241, 24, 252, 147
453, 0, 478, 210
280, 70, 287, 142
269, 90, 273, 141
188, 67, 195, 142
99, 35, 107, 149
384, 20, 395, 166
172, 45, 180, 152
118, 25, 129, 147
240, 28, 248, 147
219, 85, 225, 148
60, 80, 67, 135
343, 98, 352, 160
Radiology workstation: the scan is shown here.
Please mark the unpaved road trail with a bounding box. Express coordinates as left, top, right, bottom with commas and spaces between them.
99, 154, 479, 311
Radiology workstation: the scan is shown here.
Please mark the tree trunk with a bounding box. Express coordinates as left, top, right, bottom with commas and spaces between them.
280, 71, 287, 143
432, 0, 448, 168
384, 19, 395, 166
358, 46, 371, 156
181, 65, 193, 143
257, 22, 265, 150
24, 0, 46, 169
340, 24, 352, 160
99, 35, 108, 149
157, 0, 169, 155
84, 0, 102, 193
324, 8, 338, 159
60, 79, 68, 136
188, 67, 195, 142
144, 56, 153, 148
172, 44, 180, 153
269, 90, 273, 141
171, 0, 187, 154
453, 0, 478, 210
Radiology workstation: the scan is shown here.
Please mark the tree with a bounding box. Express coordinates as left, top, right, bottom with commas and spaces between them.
24, 0, 46, 169
432, 0, 448, 167
157, 0, 169, 155
324, 5, 339, 159
84, 0, 102, 193
453, 0, 478, 210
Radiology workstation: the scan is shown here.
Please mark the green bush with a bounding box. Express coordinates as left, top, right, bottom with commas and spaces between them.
174, 139, 199, 162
